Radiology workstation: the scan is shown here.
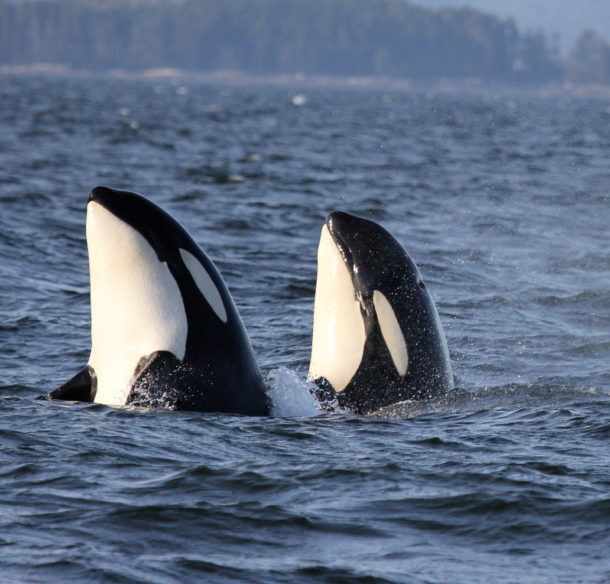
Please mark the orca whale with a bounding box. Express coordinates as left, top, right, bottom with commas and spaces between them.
309, 211, 453, 414
47, 186, 269, 415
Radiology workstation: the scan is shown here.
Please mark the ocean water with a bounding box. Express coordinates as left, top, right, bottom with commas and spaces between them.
0, 74, 608, 583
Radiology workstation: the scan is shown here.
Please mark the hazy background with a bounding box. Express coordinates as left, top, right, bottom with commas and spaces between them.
418, 0, 610, 53
2, 0, 610, 86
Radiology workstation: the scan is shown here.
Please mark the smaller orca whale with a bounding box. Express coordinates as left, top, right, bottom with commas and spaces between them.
309, 211, 453, 414
47, 186, 269, 415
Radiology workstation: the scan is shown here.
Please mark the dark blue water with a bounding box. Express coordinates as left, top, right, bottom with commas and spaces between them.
0, 74, 608, 583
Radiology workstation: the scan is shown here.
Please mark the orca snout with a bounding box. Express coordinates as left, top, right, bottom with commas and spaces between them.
326, 210, 358, 235
88, 185, 120, 206
86, 186, 150, 232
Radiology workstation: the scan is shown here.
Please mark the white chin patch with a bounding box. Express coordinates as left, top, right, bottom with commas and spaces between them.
179, 248, 227, 323
309, 225, 365, 392
86, 202, 188, 406
373, 290, 408, 377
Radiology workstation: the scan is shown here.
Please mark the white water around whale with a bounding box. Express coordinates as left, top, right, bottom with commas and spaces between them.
266, 367, 321, 417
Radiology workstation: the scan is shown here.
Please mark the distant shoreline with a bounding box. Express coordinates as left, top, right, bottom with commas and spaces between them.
3, 63, 610, 98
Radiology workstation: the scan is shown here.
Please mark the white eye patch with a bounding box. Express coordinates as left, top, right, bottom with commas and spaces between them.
373, 290, 408, 377
179, 248, 228, 323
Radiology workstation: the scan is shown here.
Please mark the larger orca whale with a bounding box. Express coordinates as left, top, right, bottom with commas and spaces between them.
309, 211, 453, 414
47, 186, 269, 415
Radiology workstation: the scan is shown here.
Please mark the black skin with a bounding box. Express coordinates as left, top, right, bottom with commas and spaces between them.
313, 211, 453, 415
47, 366, 96, 402
47, 186, 269, 416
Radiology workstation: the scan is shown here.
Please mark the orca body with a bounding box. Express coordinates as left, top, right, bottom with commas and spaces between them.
309, 211, 453, 414
48, 187, 269, 415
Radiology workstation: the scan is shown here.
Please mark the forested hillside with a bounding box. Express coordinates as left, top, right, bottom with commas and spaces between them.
0, 0, 563, 84
415, 0, 610, 53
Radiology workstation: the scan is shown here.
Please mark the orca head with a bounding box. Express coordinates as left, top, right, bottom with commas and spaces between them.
309, 211, 451, 400
86, 186, 230, 405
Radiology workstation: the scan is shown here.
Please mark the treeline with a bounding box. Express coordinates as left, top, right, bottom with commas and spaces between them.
566, 30, 610, 85
0, 0, 601, 85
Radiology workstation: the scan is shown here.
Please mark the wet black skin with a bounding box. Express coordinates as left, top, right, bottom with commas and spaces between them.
47, 186, 269, 415
313, 211, 453, 414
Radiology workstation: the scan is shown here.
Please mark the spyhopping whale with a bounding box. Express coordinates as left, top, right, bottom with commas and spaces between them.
47, 186, 269, 416
308, 211, 453, 414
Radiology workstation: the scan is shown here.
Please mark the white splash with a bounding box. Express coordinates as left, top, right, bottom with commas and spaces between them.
266, 367, 322, 417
